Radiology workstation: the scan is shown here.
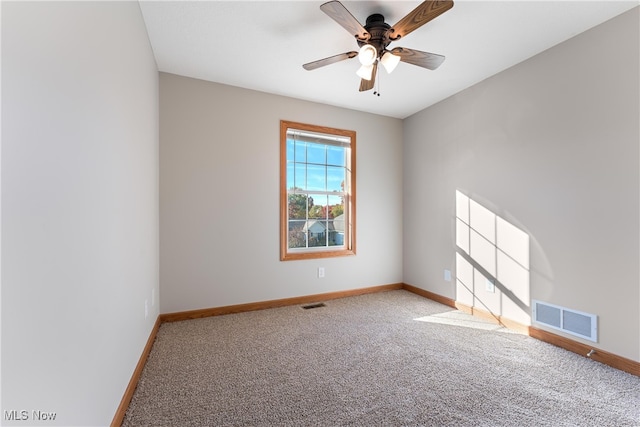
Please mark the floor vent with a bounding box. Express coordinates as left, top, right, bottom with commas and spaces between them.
302, 302, 326, 310
532, 300, 597, 342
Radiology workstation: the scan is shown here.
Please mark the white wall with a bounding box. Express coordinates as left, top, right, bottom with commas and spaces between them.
403, 8, 639, 361
2, 2, 159, 426
160, 73, 403, 313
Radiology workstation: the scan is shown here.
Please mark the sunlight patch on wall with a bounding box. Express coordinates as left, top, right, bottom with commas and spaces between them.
455, 191, 531, 325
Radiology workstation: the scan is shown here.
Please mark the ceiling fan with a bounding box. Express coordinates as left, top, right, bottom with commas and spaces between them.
303, 0, 454, 93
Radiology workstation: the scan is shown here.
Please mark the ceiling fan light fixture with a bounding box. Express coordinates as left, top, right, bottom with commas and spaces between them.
380, 51, 401, 74
358, 44, 377, 66
306, 0, 455, 92
356, 64, 374, 80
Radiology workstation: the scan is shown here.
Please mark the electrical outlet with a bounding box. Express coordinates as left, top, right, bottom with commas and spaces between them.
144, 300, 149, 319
444, 269, 452, 282
485, 279, 495, 293
318, 267, 325, 278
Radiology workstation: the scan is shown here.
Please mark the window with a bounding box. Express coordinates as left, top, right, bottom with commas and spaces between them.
280, 121, 356, 261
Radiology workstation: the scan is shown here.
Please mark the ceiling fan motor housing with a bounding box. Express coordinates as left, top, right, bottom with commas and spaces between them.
357, 14, 392, 58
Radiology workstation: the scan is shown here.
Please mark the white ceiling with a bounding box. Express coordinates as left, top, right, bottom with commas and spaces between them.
139, 1, 638, 119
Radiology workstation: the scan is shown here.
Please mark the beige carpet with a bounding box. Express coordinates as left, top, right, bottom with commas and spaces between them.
123, 290, 639, 426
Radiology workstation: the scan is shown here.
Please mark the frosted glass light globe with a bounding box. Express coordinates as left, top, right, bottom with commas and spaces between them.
358, 44, 377, 66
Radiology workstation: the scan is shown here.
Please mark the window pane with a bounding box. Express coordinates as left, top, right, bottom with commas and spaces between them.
294, 140, 306, 163
329, 195, 344, 247
308, 220, 327, 247
288, 194, 308, 220
344, 169, 351, 193
307, 143, 326, 165
286, 139, 295, 162
310, 195, 328, 219
294, 163, 306, 190
307, 164, 326, 191
327, 166, 345, 192
327, 145, 345, 167
328, 195, 343, 217
286, 163, 295, 190
288, 220, 306, 248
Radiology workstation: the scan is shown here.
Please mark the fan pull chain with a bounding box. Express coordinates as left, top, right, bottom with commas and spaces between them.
373, 67, 381, 97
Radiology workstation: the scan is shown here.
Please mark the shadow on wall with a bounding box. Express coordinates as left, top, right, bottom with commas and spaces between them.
454, 190, 531, 326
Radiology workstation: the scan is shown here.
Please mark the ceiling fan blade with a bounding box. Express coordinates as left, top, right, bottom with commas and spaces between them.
389, 0, 454, 41
359, 62, 377, 92
391, 47, 445, 70
303, 51, 358, 71
320, 1, 370, 41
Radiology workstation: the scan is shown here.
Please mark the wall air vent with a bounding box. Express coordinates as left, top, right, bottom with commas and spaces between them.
532, 300, 597, 342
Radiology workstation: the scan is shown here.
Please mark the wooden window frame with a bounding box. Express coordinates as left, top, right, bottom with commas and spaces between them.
280, 120, 356, 261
